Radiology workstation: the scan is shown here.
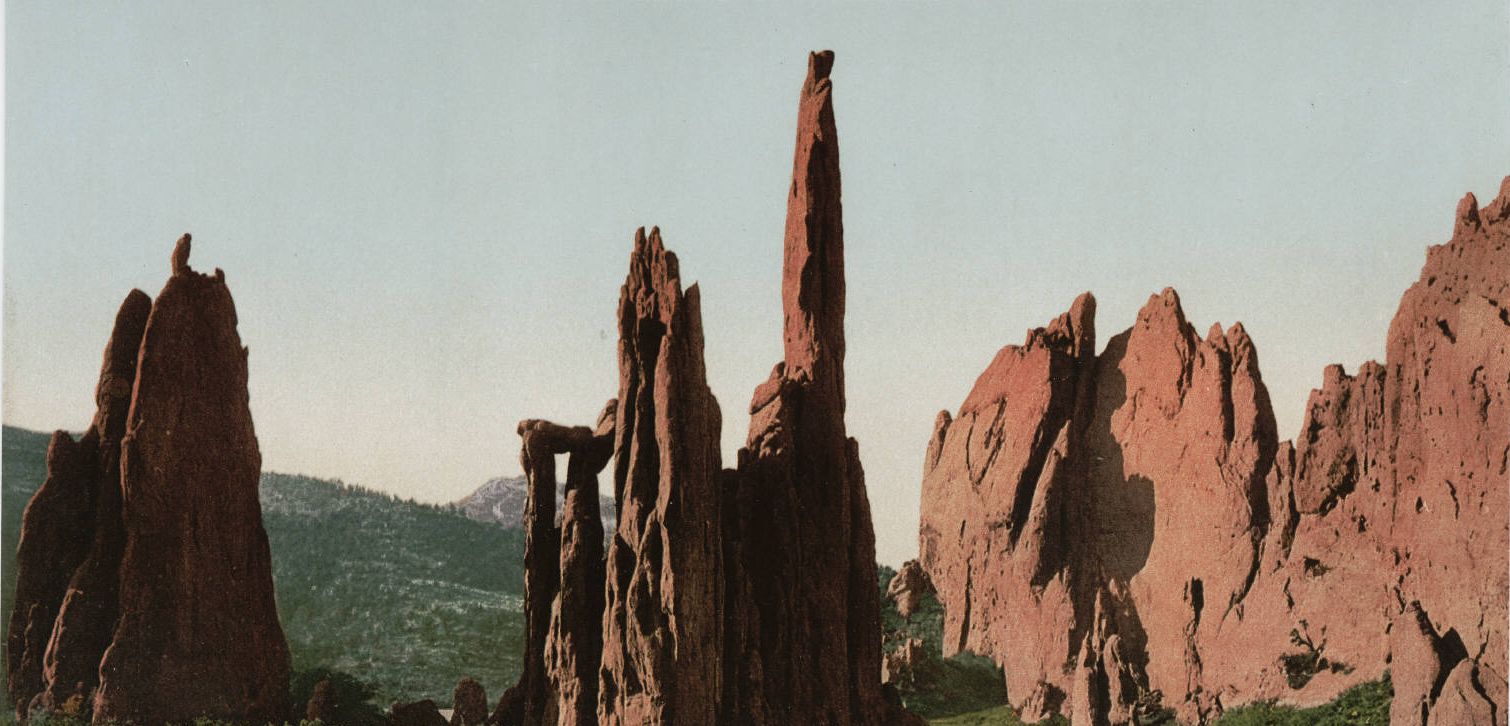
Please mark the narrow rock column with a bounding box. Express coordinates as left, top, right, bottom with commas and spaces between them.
492, 420, 564, 726
723, 51, 916, 725
6, 287, 150, 722
38, 289, 152, 715
599, 227, 724, 725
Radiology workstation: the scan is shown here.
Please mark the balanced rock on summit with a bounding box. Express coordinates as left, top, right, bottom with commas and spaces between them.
6, 236, 290, 725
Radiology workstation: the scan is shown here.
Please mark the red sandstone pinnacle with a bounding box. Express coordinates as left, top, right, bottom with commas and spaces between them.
723, 51, 920, 726
919, 176, 1510, 723
886, 560, 935, 619
6, 288, 151, 722
37, 289, 152, 717
6, 433, 94, 721
92, 237, 290, 724
599, 227, 724, 725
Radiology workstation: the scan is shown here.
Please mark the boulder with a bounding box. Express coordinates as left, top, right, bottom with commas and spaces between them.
886, 560, 935, 618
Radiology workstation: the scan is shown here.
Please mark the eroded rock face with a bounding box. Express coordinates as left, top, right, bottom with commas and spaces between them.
450, 677, 489, 726
886, 560, 935, 619
597, 226, 724, 726
919, 180, 1510, 723
721, 51, 918, 726
502, 52, 918, 726
37, 289, 152, 717
6, 288, 150, 721
7, 432, 96, 720
92, 237, 291, 724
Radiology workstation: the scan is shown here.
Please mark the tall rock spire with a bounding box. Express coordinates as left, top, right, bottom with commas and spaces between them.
599, 227, 724, 725
782, 50, 846, 399
724, 51, 919, 726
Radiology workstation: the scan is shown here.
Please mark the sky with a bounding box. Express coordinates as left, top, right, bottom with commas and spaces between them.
5, 2, 1509, 566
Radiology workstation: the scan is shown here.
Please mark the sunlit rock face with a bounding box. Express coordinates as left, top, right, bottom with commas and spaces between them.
920, 180, 1510, 724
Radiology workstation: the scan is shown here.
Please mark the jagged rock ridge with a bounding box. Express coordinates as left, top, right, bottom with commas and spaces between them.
498, 52, 921, 726
919, 181, 1510, 724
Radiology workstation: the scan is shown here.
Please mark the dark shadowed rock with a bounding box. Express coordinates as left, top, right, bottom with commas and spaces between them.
391, 699, 450, 726
92, 237, 291, 724
450, 677, 488, 726
722, 51, 920, 726
6, 288, 151, 721
6, 432, 95, 720
36, 289, 151, 716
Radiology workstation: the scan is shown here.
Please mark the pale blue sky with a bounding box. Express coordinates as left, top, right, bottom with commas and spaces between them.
6, 2, 1508, 565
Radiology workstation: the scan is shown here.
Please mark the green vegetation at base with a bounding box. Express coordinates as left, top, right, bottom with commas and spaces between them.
926, 704, 1069, 726
262, 471, 525, 705
876, 565, 1014, 721
1211, 676, 1392, 726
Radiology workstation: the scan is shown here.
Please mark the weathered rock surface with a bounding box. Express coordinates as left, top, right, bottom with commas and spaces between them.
501, 52, 919, 726
450, 677, 489, 726
919, 180, 1510, 723
721, 51, 919, 726
6, 432, 96, 721
90, 236, 291, 723
6, 289, 151, 721
598, 226, 724, 726
886, 560, 935, 619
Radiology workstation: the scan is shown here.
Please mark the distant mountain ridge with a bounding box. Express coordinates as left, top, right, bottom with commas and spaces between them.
455, 475, 616, 533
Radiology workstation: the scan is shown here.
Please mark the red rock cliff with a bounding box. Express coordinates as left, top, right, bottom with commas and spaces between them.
920, 180, 1510, 724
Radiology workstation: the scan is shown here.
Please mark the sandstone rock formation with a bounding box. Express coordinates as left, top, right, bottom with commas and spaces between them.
451, 677, 489, 726
720, 50, 917, 726
6, 235, 291, 724
919, 181, 1510, 724
490, 402, 617, 726
6, 290, 150, 721
92, 236, 290, 723
500, 52, 920, 726
887, 560, 936, 619
598, 226, 724, 726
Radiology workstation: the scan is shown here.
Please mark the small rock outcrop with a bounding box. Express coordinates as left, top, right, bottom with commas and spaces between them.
919, 179, 1510, 723
887, 560, 936, 619
5, 235, 290, 724
306, 679, 335, 723
450, 677, 488, 726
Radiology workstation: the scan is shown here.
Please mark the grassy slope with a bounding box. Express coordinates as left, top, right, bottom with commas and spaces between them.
2, 425, 525, 711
